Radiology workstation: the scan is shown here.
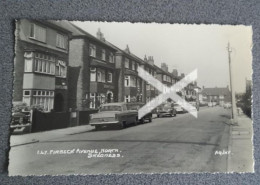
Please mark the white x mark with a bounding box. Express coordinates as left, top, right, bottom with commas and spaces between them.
138, 67, 198, 119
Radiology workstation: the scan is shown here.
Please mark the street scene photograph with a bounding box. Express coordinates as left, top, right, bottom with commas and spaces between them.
9, 20, 253, 175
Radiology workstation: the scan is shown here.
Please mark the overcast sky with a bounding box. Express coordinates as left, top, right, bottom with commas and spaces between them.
73, 21, 252, 93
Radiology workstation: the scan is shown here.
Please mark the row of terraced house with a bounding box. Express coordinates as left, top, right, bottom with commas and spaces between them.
13, 20, 198, 113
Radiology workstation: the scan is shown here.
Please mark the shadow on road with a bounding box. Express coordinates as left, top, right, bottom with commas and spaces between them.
41, 139, 219, 146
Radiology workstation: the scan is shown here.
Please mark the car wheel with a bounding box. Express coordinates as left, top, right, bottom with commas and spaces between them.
120, 121, 126, 129
95, 125, 101, 131
140, 118, 145, 124
133, 117, 138, 126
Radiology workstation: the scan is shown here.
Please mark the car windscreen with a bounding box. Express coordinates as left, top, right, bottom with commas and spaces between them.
100, 105, 122, 112
126, 104, 141, 110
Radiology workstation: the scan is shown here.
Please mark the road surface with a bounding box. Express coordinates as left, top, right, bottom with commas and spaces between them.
9, 106, 231, 175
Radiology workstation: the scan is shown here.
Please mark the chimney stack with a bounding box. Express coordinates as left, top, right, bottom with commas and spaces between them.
161, 63, 168, 72
147, 56, 154, 65
144, 55, 148, 62
96, 28, 105, 41
172, 69, 178, 77
125, 45, 130, 53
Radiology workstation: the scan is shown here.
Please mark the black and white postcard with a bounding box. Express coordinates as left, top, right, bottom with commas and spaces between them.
9, 20, 253, 175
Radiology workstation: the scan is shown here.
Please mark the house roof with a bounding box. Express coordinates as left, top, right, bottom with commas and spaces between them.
201, 87, 230, 96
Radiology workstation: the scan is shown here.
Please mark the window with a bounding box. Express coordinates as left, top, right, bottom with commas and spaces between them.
137, 78, 141, 88
132, 61, 135, 70
30, 23, 46, 43
125, 76, 130, 87
89, 44, 96, 57
146, 84, 150, 90
90, 93, 96, 108
109, 53, 114, 63
23, 90, 31, 96
97, 69, 105, 82
130, 76, 136, 87
107, 72, 112, 83
101, 49, 106, 61
125, 95, 130, 103
136, 63, 139, 70
163, 75, 167, 81
56, 33, 66, 49
24, 58, 33, 72
56, 60, 67, 78
90, 67, 96, 82
24, 90, 54, 112
32, 52, 55, 75
125, 58, 129, 69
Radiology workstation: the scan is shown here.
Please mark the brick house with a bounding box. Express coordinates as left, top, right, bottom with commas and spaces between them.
201, 86, 231, 106
67, 25, 117, 110
14, 20, 71, 112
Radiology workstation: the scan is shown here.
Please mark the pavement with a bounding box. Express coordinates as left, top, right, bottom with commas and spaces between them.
10, 125, 95, 147
11, 114, 159, 147
9, 106, 233, 175
227, 111, 254, 172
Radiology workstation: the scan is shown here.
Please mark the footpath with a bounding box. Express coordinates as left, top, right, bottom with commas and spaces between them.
10, 125, 94, 147
10, 114, 159, 147
227, 111, 254, 172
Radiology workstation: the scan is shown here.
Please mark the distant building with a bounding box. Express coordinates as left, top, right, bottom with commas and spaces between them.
201, 86, 231, 106
14, 20, 71, 112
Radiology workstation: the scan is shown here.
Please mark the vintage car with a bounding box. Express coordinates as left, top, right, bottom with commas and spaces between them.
90, 102, 139, 130
157, 103, 177, 117
173, 103, 184, 114
10, 111, 31, 134
126, 102, 153, 123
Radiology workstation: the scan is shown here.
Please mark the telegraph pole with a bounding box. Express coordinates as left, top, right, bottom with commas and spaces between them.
227, 42, 238, 124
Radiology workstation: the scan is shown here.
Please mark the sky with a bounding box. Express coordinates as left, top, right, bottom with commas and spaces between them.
73, 21, 252, 93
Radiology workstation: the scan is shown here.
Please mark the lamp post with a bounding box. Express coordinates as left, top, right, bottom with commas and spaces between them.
227, 42, 238, 125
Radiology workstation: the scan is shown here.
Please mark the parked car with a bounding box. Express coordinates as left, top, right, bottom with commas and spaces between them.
173, 103, 184, 114
10, 111, 31, 134
157, 103, 177, 117
224, 102, 232, 109
90, 102, 139, 130
126, 102, 152, 123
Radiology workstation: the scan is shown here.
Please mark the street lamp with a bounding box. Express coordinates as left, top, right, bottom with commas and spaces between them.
227, 42, 238, 125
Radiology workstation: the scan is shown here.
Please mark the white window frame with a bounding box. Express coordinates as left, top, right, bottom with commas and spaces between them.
89, 44, 96, 57
56, 60, 67, 78
29, 23, 47, 43
132, 61, 135, 70
90, 67, 96, 82
125, 75, 130, 87
56, 33, 66, 49
125, 95, 130, 103
107, 72, 113, 83
125, 58, 129, 69
101, 49, 106, 61
109, 53, 114, 63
